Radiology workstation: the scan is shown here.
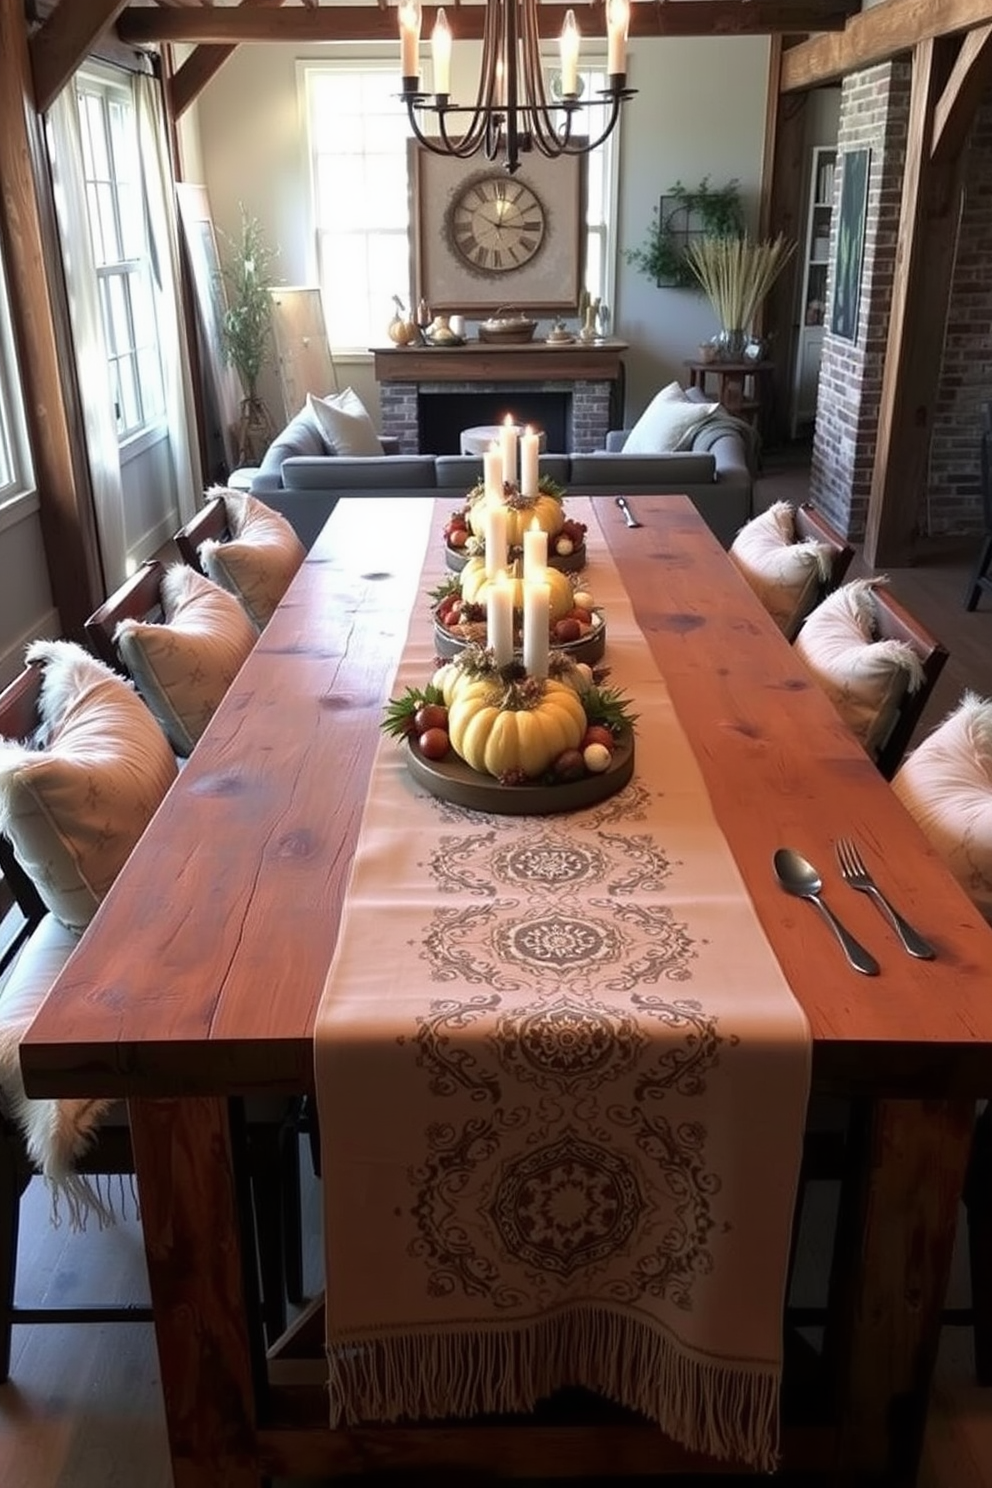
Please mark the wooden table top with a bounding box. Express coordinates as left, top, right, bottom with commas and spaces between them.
20, 495, 992, 1103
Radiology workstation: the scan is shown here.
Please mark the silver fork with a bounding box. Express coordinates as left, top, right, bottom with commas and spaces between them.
835, 838, 935, 960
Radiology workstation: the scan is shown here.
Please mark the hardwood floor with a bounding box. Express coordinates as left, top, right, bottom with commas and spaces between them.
3, 468, 992, 1487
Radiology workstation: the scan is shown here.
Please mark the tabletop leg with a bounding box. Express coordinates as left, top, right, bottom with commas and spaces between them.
129, 1096, 265, 1488
823, 1097, 973, 1486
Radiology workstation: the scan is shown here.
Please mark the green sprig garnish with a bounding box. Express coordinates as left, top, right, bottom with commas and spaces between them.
584, 684, 638, 736
381, 684, 445, 738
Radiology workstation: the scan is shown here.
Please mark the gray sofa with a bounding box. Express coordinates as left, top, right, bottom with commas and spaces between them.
244, 393, 754, 550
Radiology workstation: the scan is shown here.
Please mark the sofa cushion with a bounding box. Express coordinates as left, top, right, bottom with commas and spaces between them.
436, 454, 571, 491
623, 385, 719, 454
0, 642, 178, 934
729, 501, 833, 639
115, 565, 257, 757
280, 455, 438, 493
199, 491, 306, 631
569, 451, 717, 486
794, 580, 925, 760
892, 692, 992, 921
305, 388, 382, 456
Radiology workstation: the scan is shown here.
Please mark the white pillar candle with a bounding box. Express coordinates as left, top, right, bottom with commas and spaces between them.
500, 416, 519, 489
523, 518, 547, 583
606, 0, 629, 75
483, 442, 503, 501
520, 425, 540, 498
522, 580, 550, 679
484, 504, 508, 577
487, 571, 514, 667
431, 8, 451, 94
399, 0, 422, 77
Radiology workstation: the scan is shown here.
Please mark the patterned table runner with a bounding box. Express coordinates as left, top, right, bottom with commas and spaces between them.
315, 498, 811, 1470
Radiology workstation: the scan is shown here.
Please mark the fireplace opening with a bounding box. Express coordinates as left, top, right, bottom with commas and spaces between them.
418, 391, 570, 455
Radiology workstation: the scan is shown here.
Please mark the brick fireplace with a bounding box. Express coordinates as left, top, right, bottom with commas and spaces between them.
372, 341, 626, 456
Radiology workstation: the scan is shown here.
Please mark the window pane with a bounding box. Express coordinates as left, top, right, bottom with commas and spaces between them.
117, 352, 140, 432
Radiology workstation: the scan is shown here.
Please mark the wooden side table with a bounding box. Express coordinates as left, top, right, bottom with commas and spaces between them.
684, 358, 774, 432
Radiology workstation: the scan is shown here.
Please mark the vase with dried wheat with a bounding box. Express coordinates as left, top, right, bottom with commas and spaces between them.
684, 234, 796, 361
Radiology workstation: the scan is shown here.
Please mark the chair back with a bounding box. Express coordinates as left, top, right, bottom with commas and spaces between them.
174, 496, 229, 575
794, 503, 855, 593
871, 588, 949, 780
0, 665, 48, 937
84, 560, 166, 674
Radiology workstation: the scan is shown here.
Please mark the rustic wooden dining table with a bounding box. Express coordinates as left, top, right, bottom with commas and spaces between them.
18, 495, 992, 1488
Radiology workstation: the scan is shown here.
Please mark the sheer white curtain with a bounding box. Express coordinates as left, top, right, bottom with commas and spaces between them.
135, 73, 200, 526
46, 87, 126, 585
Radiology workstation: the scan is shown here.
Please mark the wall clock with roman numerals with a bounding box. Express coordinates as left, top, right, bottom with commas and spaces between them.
411, 143, 585, 314
448, 175, 547, 276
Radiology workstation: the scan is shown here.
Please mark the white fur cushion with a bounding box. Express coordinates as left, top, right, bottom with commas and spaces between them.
0, 642, 178, 933
0, 913, 119, 1196
114, 565, 257, 757
893, 693, 992, 920
730, 502, 832, 639
199, 490, 306, 631
305, 387, 382, 456
623, 385, 719, 454
794, 580, 925, 760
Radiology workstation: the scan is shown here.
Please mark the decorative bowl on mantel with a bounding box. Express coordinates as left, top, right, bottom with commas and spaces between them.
477, 313, 538, 345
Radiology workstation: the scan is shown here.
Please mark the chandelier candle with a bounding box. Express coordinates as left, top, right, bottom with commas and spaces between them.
484, 504, 509, 578
487, 571, 514, 667
523, 519, 547, 583
520, 426, 540, 498
522, 579, 550, 680
500, 417, 519, 489
484, 444, 503, 503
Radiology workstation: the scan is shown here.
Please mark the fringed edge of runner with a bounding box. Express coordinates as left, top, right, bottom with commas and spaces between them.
326, 1307, 781, 1472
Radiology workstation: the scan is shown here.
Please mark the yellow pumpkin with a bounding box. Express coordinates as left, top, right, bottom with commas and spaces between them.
459, 557, 574, 623
448, 678, 587, 779
467, 492, 565, 545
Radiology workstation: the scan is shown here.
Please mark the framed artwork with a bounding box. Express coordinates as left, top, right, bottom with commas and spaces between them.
830, 148, 870, 343
176, 183, 242, 469
410, 143, 586, 314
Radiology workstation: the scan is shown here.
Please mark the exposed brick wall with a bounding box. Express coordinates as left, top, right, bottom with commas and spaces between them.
927, 93, 992, 534
809, 62, 911, 539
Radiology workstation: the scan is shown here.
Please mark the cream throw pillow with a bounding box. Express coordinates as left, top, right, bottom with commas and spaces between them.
199, 490, 306, 631
115, 565, 257, 757
893, 692, 992, 921
305, 387, 382, 456
730, 502, 832, 639
622, 387, 719, 454
0, 642, 178, 933
793, 579, 925, 760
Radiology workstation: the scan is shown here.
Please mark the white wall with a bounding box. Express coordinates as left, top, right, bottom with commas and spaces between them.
193, 34, 771, 432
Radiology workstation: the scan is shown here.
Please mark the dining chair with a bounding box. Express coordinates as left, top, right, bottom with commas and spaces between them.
175, 489, 306, 632
174, 494, 229, 575
964, 402, 992, 611
0, 655, 302, 1378
84, 559, 167, 673
794, 579, 948, 780
729, 499, 854, 640
793, 502, 855, 590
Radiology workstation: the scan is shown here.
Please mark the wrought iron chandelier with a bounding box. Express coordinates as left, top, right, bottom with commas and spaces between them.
398, 0, 635, 175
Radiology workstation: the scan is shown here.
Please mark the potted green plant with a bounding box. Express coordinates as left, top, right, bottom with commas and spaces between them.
624, 178, 744, 288
218, 204, 279, 463
683, 233, 797, 357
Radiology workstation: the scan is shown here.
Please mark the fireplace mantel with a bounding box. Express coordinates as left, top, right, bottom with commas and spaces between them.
372, 339, 627, 385
372, 339, 627, 455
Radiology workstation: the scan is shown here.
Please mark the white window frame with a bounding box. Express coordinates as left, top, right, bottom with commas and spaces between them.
298, 51, 621, 355
0, 252, 35, 513
76, 67, 166, 448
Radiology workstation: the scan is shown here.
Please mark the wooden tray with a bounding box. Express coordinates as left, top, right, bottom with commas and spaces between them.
407, 732, 634, 815
446, 539, 586, 574
433, 614, 606, 665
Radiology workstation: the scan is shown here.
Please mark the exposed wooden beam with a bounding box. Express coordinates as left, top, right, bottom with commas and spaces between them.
170, 0, 289, 118
864, 38, 965, 567
931, 23, 992, 162
781, 0, 992, 92
0, 0, 104, 633
118, 2, 857, 47
30, 0, 129, 115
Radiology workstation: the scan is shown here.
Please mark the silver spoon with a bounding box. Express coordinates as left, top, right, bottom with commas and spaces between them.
773, 848, 880, 977
615, 495, 642, 528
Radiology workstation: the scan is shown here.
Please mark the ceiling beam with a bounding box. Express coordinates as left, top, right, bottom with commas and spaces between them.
118, 2, 857, 47
931, 23, 992, 162
170, 0, 289, 118
781, 0, 992, 92
30, 0, 129, 114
